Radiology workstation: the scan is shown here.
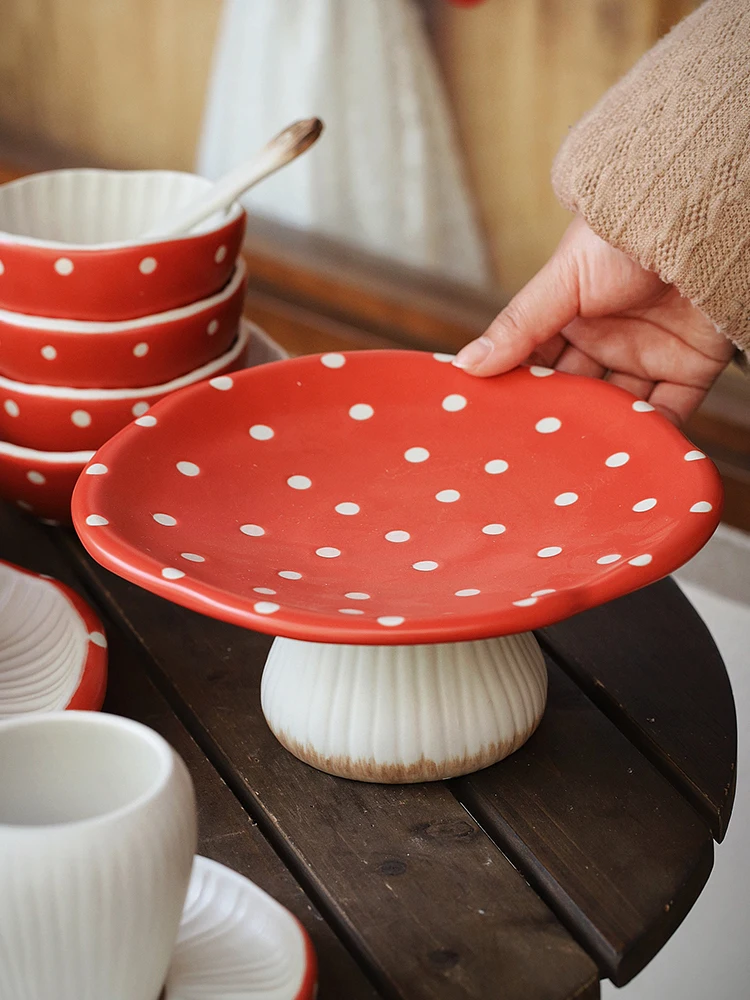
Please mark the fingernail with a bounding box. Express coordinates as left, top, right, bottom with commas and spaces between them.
453, 336, 492, 370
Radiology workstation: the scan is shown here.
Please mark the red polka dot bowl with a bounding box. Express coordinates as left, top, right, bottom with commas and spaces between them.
0, 319, 251, 452
0, 169, 245, 321
0, 258, 247, 389
0, 440, 93, 523
0, 558, 107, 714
71, 351, 723, 645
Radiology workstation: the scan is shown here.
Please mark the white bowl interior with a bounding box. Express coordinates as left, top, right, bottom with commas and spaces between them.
0, 714, 169, 825
0, 169, 241, 248
0, 566, 86, 717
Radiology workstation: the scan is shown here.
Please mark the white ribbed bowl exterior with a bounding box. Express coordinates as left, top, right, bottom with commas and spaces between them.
0, 713, 197, 1000
261, 634, 547, 782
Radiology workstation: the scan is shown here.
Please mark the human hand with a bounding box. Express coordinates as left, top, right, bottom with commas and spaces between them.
453, 215, 734, 424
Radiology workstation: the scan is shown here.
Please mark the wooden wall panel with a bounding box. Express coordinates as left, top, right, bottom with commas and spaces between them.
0, 0, 219, 170
428, 0, 699, 292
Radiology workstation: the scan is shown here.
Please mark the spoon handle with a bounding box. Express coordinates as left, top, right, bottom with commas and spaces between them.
144, 118, 324, 238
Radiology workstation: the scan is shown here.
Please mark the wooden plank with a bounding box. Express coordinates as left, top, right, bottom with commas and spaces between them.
65, 535, 600, 1000
0, 504, 381, 1000
455, 660, 714, 986
539, 579, 737, 842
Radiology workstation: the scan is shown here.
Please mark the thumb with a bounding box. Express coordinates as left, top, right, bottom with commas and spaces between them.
453, 249, 580, 375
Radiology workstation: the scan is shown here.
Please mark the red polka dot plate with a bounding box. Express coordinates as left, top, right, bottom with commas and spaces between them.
72, 351, 722, 644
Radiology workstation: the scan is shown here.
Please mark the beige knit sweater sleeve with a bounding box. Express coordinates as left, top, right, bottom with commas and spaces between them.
552, 0, 750, 351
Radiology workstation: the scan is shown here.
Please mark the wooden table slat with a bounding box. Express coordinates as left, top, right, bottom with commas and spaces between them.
540, 579, 737, 841
0, 507, 381, 1000
454, 661, 714, 986
65, 538, 600, 1000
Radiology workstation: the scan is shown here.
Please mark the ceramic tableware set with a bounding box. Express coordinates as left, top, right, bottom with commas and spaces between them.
0, 167, 249, 523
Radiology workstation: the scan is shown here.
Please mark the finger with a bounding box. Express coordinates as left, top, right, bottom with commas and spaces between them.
648, 382, 708, 425
454, 251, 579, 375
554, 344, 607, 379
527, 333, 568, 369
606, 371, 655, 399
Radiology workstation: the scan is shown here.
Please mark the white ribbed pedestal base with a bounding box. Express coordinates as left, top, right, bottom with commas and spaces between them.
260, 634, 547, 782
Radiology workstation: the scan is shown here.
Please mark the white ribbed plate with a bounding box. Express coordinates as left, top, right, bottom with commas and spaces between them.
165, 856, 317, 1000
0, 559, 107, 715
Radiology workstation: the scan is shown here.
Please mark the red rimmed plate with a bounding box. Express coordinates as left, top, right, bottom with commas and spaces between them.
72, 351, 722, 644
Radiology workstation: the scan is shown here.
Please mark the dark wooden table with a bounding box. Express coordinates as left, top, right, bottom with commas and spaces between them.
5, 500, 736, 1000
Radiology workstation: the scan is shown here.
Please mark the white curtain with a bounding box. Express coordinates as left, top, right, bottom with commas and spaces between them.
196, 0, 491, 287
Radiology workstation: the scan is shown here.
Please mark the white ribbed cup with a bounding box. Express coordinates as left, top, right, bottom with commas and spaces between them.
0, 712, 197, 1000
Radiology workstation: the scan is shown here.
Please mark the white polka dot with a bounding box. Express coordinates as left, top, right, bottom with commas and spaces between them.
537, 546, 562, 558
71, 409, 92, 427
85, 463, 108, 475
632, 498, 657, 512
26, 471, 46, 485
181, 552, 205, 562
338, 608, 365, 615
690, 501, 713, 513
413, 560, 438, 571
153, 513, 177, 526
482, 523, 506, 535
253, 587, 276, 595
455, 589, 481, 597
249, 424, 274, 440
133, 342, 149, 358
287, 475, 312, 490
16, 500, 33, 511
378, 616, 405, 627
321, 353, 346, 368
404, 447, 429, 463
484, 459, 509, 474
54, 257, 73, 275
628, 554, 653, 567
535, 417, 561, 434
433, 353, 455, 362
176, 461, 200, 476
513, 597, 538, 607
385, 530, 410, 542
345, 592, 370, 600
349, 403, 374, 421
161, 567, 185, 580
632, 400, 655, 412
240, 524, 265, 536
135, 414, 157, 427
278, 570, 302, 580
335, 502, 360, 515
41, 345, 57, 360
597, 554, 621, 565
4, 399, 19, 417
85, 515, 108, 526
530, 366, 555, 377
606, 452, 631, 469
316, 547, 341, 558
554, 492, 578, 506
254, 601, 279, 614
442, 394, 467, 412
684, 450, 706, 462
0, 260, 4, 275
531, 589, 556, 597
131, 402, 149, 417
210, 376, 233, 390
88, 631, 107, 647
139, 256, 157, 274
436, 489, 460, 503
214, 245, 227, 263
207, 319, 219, 335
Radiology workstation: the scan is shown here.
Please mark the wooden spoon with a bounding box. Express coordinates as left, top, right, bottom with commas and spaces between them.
144, 117, 324, 238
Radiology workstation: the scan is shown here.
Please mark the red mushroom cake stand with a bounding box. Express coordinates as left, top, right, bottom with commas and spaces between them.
72, 351, 722, 782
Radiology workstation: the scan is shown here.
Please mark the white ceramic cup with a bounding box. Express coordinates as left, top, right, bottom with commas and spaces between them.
0, 711, 197, 1000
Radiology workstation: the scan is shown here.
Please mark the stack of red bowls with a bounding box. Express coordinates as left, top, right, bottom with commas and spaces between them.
0, 168, 248, 521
